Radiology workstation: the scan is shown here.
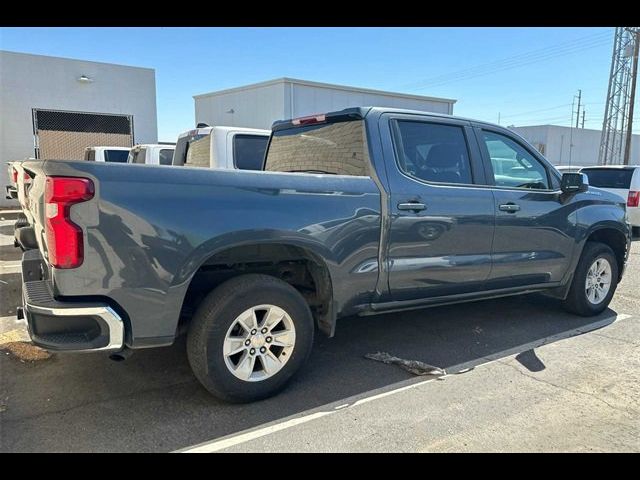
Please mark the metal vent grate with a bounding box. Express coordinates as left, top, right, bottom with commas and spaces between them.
35, 110, 132, 134
33, 109, 133, 160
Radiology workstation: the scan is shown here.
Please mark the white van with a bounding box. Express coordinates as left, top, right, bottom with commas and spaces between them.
127, 144, 176, 166
172, 125, 270, 170
84, 146, 130, 163
581, 165, 640, 230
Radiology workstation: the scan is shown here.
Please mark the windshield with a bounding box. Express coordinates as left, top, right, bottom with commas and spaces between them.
173, 133, 209, 167
264, 120, 369, 176
581, 168, 634, 189
104, 149, 129, 163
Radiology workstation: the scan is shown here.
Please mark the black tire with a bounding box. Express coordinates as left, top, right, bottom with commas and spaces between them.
187, 274, 314, 403
562, 241, 619, 316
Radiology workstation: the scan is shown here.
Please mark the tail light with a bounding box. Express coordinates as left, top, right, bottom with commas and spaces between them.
628, 191, 639, 208
12, 167, 18, 184
44, 177, 94, 269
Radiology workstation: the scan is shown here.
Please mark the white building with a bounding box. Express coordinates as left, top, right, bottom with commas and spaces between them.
194, 77, 456, 130
511, 124, 640, 167
1, 51, 158, 206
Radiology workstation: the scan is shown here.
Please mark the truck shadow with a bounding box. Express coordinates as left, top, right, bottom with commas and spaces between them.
0, 294, 622, 452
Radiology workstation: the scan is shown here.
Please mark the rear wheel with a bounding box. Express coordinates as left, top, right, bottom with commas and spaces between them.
562, 241, 619, 316
187, 274, 314, 402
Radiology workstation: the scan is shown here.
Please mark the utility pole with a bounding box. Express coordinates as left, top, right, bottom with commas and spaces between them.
581, 110, 586, 128
623, 30, 639, 165
575, 89, 582, 129
569, 96, 575, 166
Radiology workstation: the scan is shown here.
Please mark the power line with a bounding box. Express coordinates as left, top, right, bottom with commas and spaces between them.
404, 31, 610, 89
420, 39, 611, 90
405, 31, 612, 91
500, 103, 572, 119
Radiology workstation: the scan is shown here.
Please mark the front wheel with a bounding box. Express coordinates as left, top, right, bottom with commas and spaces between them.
187, 274, 314, 403
562, 241, 619, 316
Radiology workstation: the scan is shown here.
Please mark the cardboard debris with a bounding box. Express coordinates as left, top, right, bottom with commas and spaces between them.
365, 352, 446, 377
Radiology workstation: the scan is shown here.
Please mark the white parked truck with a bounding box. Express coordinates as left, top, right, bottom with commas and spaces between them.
127, 144, 176, 166
84, 146, 131, 163
172, 125, 270, 170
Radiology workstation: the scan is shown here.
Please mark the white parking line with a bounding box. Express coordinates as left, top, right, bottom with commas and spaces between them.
0, 211, 21, 220
0, 262, 21, 275
176, 312, 632, 453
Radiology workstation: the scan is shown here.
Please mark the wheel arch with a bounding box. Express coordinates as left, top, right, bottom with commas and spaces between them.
583, 226, 629, 281
175, 238, 337, 338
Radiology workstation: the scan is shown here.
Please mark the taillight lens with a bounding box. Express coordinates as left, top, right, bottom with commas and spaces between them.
44, 177, 94, 269
12, 168, 18, 184
628, 191, 640, 208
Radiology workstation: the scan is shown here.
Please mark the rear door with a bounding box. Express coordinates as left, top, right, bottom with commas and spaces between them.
381, 114, 495, 301
476, 127, 575, 286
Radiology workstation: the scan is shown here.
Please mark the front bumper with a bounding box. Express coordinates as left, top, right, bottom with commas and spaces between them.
21, 249, 124, 352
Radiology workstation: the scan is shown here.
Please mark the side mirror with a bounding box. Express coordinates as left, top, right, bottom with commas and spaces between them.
561, 172, 589, 194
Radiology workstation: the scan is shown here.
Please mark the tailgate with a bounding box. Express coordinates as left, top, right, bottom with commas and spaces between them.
17, 161, 50, 260
596, 187, 628, 203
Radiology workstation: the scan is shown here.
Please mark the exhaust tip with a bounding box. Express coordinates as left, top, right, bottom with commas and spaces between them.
109, 349, 133, 362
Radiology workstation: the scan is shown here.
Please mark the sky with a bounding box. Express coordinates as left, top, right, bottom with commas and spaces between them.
0, 27, 630, 142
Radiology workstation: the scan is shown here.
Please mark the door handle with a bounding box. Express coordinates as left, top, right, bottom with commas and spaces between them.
398, 202, 426, 212
499, 203, 521, 213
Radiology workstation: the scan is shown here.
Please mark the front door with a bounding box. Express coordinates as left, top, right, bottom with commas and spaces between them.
476, 128, 576, 286
384, 116, 495, 301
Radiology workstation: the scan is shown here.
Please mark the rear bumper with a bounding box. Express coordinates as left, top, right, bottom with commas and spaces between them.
627, 207, 640, 228
21, 250, 124, 353
6, 184, 17, 200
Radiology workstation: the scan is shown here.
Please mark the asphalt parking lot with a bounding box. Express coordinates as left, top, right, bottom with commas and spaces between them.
1, 209, 639, 452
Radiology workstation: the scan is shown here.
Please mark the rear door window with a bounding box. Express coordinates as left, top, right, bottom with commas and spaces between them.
393, 120, 473, 185
581, 168, 634, 189
233, 135, 269, 170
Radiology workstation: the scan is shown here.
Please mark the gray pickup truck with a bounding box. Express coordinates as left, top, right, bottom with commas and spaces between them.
16, 107, 631, 402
